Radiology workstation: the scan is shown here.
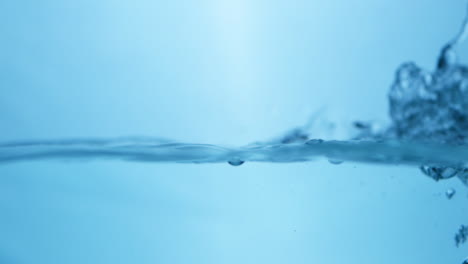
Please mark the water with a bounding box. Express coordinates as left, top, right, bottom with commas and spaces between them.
2, 1, 468, 263
3, 15, 468, 171
4, 138, 468, 167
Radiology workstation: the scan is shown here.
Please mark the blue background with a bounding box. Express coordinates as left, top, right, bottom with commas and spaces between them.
1, 0, 468, 263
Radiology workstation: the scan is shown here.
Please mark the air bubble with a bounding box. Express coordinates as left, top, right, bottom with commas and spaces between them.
446, 188, 456, 199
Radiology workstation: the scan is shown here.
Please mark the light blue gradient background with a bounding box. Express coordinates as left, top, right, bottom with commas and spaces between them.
1, 0, 468, 263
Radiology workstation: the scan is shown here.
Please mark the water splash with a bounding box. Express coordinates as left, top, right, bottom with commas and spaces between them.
2, 2, 468, 254
3, 10, 468, 172
2, 138, 468, 167
384, 3, 468, 190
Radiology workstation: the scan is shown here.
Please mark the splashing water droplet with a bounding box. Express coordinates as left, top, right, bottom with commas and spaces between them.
228, 158, 244, 166
446, 188, 456, 199
328, 159, 343, 165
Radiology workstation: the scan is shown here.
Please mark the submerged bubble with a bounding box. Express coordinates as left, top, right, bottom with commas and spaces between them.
228, 157, 245, 166
446, 188, 456, 199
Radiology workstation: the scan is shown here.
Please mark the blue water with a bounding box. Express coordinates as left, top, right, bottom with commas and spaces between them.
2, 0, 468, 263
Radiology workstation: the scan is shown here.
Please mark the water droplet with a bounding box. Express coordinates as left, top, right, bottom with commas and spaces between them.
462, 258, 468, 264
328, 159, 343, 165
446, 188, 456, 199
228, 157, 244, 166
